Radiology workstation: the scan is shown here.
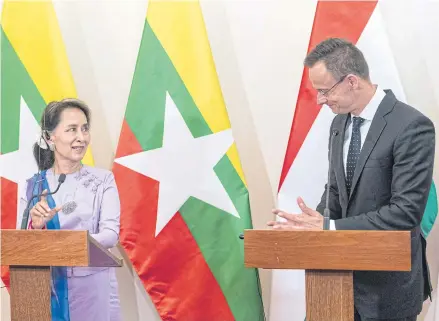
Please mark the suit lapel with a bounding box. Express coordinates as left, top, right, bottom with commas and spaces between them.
349, 118, 386, 198
334, 115, 349, 206
349, 90, 396, 199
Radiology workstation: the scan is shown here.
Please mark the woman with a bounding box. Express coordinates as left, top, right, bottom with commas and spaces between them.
20, 98, 121, 321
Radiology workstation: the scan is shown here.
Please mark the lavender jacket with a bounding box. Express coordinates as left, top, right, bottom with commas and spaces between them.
18, 166, 121, 277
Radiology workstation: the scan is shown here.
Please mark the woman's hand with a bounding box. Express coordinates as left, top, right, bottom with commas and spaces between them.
29, 189, 62, 229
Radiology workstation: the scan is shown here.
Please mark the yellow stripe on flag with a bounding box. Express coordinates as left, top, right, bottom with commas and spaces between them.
2, 0, 94, 166
147, 1, 245, 185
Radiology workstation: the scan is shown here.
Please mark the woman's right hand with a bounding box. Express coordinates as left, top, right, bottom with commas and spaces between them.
29, 189, 62, 229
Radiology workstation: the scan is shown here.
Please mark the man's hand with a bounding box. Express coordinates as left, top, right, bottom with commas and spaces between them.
267, 197, 323, 230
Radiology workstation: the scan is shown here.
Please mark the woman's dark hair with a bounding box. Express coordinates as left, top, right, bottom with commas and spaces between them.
33, 98, 91, 171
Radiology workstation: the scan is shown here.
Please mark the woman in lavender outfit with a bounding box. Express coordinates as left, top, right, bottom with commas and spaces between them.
19, 98, 121, 321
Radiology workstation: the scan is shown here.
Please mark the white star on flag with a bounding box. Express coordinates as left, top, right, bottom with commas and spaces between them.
0, 97, 41, 225
115, 92, 240, 236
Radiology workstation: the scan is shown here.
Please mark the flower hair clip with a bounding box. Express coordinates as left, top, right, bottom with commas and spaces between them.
36, 132, 49, 150
36, 131, 53, 151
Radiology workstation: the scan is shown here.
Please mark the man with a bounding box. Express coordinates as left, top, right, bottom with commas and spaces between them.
267, 38, 434, 321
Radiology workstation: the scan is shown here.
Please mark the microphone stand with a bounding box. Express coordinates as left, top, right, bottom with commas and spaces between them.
20, 174, 66, 230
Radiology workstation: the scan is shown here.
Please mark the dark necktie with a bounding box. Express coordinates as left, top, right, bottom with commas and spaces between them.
346, 116, 364, 196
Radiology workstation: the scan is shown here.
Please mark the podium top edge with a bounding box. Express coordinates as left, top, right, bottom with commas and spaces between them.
243, 229, 411, 233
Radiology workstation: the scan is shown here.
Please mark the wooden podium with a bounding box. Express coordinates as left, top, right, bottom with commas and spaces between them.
244, 230, 411, 321
1, 230, 123, 321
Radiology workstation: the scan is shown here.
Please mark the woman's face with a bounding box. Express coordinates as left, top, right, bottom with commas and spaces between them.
49, 107, 90, 164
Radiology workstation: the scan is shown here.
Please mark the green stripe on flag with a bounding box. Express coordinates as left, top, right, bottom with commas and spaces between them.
125, 21, 212, 152
124, 18, 252, 209
421, 182, 438, 238
180, 197, 264, 321
124, 22, 166, 151
1, 28, 46, 154
215, 155, 252, 219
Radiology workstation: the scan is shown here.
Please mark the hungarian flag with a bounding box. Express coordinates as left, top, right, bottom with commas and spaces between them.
0, 0, 94, 289
270, 1, 438, 321
112, 2, 264, 320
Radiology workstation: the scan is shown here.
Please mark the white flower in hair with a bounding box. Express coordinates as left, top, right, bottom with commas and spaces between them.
36, 131, 49, 150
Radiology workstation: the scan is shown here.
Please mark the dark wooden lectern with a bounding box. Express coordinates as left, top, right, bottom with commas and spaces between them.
1, 230, 123, 321
244, 230, 411, 321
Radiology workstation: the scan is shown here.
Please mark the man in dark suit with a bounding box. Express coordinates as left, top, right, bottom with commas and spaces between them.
267, 38, 434, 321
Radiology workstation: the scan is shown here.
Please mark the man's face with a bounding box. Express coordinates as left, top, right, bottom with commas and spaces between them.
308, 61, 356, 114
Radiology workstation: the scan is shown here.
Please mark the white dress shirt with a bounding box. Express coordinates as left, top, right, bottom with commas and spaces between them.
329, 87, 386, 230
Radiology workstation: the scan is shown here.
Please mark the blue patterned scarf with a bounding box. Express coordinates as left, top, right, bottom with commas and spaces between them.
26, 170, 70, 321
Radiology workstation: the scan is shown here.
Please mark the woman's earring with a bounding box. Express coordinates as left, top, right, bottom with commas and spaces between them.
48, 142, 55, 151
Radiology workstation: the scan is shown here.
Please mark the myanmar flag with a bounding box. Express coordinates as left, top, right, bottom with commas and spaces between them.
113, 2, 264, 320
0, 0, 94, 288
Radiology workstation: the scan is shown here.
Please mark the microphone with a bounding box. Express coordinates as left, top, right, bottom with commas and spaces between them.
20, 173, 66, 229
323, 129, 338, 230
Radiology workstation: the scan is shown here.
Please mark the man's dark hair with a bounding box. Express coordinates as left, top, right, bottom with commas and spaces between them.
304, 38, 370, 81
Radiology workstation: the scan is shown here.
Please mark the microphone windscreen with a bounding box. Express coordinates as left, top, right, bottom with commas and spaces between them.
59, 173, 67, 183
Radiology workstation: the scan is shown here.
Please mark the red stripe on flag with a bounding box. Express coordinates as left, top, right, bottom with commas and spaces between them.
114, 162, 158, 257
115, 119, 144, 158
114, 123, 234, 320
145, 213, 234, 321
1, 177, 17, 229
1, 177, 18, 289
279, 1, 377, 189
114, 120, 157, 254
114, 166, 234, 320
